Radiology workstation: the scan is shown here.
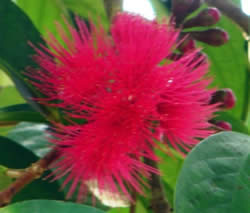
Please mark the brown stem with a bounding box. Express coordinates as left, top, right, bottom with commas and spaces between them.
205, 0, 250, 34
0, 149, 59, 207
103, 0, 123, 19
144, 158, 171, 213
0, 122, 18, 127
129, 190, 137, 213
6, 169, 26, 179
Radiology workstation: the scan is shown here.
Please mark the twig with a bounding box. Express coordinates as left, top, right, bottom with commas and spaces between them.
0, 121, 18, 127
6, 169, 26, 179
129, 190, 137, 213
205, 0, 250, 34
103, 0, 123, 19
144, 157, 171, 213
0, 149, 59, 207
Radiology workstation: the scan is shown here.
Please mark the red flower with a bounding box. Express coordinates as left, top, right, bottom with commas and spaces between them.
29, 13, 217, 201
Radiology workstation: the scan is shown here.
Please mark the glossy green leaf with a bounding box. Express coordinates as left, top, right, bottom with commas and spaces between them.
16, 0, 70, 40
108, 207, 130, 213
245, 41, 250, 129
150, 0, 169, 18
158, 150, 184, 188
0, 104, 47, 124
246, 104, 250, 131
0, 87, 25, 108
0, 136, 64, 202
0, 200, 105, 213
0, 127, 13, 136
108, 201, 147, 213
175, 132, 250, 213
7, 122, 50, 157
62, 0, 108, 28
0, 71, 13, 87
157, 149, 184, 207
0, 0, 43, 71
5, 122, 108, 210
0, 0, 49, 115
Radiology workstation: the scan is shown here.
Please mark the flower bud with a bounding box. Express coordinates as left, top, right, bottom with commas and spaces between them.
172, 0, 203, 25
188, 28, 229, 46
214, 121, 232, 131
186, 0, 203, 14
178, 37, 196, 53
210, 88, 236, 109
183, 7, 221, 28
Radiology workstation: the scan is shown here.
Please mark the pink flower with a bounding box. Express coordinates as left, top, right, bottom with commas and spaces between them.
28, 13, 217, 201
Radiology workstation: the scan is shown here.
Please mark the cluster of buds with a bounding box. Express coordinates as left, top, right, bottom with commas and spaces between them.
209, 88, 236, 131
170, 0, 229, 54
169, 0, 234, 131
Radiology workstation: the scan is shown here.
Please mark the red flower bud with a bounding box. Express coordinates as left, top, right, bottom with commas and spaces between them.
187, 28, 229, 46
172, 0, 203, 25
178, 37, 196, 53
214, 121, 232, 131
210, 88, 236, 109
183, 7, 221, 28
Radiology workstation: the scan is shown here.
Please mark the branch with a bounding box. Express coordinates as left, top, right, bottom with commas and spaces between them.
144, 157, 171, 213
0, 121, 18, 127
205, 0, 250, 34
6, 169, 26, 179
129, 190, 137, 213
103, 0, 123, 19
0, 149, 59, 207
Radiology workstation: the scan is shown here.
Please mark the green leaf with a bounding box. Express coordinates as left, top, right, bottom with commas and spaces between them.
0, 87, 25, 108
0, 136, 64, 202
5, 122, 108, 210
0, 165, 13, 191
108, 201, 147, 213
0, 0, 44, 72
158, 150, 184, 188
62, 0, 108, 28
0, 104, 47, 125
175, 132, 250, 213
0, 103, 47, 136
108, 208, 130, 213
0, 200, 105, 213
16, 0, 71, 40
0, 0, 49, 115
157, 149, 184, 207
7, 122, 50, 157
0, 127, 13, 136
0, 70, 13, 87
150, 0, 170, 18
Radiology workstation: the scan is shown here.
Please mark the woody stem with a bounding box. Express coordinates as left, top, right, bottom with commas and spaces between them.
129, 190, 137, 213
144, 157, 171, 213
0, 149, 59, 207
